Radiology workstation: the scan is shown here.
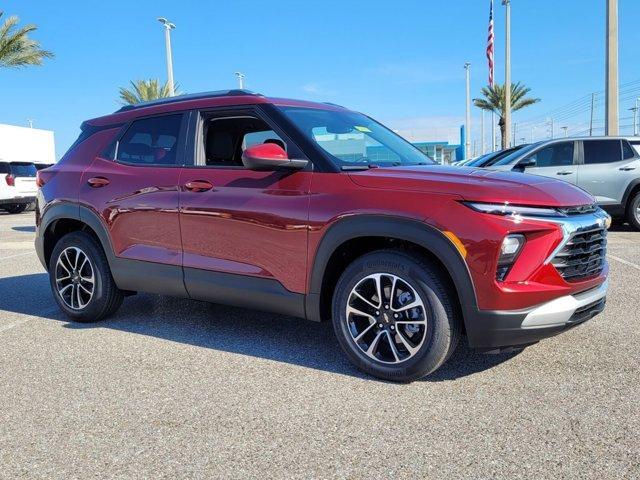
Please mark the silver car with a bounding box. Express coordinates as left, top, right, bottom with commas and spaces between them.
487, 136, 640, 229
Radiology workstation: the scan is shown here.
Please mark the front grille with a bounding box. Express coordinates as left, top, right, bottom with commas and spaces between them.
557, 204, 598, 216
551, 226, 607, 282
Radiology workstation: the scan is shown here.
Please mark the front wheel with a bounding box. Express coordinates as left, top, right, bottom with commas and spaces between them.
332, 250, 460, 382
627, 191, 640, 230
49, 231, 123, 322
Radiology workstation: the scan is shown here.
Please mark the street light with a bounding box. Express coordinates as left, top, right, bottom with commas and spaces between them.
235, 72, 246, 89
464, 62, 471, 159
502, 0, 512, 148
561, 126, 568, 138
158, 17, 176, 97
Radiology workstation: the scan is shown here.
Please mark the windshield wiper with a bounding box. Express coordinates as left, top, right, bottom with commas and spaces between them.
341, 164, 378, 171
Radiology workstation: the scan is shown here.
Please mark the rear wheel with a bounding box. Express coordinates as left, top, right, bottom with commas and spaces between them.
4, 203, 27, 214
332, 250, 460, 382
627, 191, 640, 230
49, 231, 123, 322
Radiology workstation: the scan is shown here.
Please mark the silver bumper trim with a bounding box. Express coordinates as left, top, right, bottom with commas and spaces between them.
520, 280, 608, 329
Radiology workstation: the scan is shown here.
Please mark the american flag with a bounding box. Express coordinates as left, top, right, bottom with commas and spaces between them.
486, 0, 495, 86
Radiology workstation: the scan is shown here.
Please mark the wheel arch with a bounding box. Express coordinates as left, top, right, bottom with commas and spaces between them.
305, 215, 478, 331
623, 179, 640, 216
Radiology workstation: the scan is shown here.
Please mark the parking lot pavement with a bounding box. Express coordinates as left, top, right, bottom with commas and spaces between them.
0, 211, 638, 479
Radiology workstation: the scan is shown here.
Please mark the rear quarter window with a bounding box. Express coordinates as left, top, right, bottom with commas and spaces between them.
583, 140, 622, 164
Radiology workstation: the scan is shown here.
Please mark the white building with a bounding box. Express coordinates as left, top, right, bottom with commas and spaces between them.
0, 123, 55, 166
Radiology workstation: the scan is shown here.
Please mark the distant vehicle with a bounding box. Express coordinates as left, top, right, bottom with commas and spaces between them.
452, 157, 479, 167
465, 145, 528, 168
488, 136, 640, 229
0, 161, 37, 214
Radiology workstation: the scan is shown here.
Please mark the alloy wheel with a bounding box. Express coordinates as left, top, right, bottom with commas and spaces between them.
55, 247, 95, 310
345, 273, 428, 364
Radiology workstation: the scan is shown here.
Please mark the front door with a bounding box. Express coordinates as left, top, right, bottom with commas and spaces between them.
179, 109, 312, 301
520, 140, 578, 185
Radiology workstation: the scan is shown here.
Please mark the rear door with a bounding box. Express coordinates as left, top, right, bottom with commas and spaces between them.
79, 113, 188, 269
577, 139, 640, 205
518, 141, 578, 184
9, 162, 37, 196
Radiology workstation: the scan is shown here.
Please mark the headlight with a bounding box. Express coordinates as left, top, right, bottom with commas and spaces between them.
496, 234, 526, 281
464, 202, 561, 217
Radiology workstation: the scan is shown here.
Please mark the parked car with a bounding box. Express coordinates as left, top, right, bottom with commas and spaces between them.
464, 144, 528, 168
487, 137, 640, 229
0, 161, 37, 214
35, 90, 610, 381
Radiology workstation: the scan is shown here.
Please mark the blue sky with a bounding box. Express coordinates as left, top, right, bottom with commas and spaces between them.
3, 0, 640, 158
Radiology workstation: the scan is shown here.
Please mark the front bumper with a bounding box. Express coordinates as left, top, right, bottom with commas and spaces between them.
468, 280, 608, 352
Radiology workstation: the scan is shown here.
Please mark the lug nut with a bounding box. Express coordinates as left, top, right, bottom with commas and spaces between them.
378, 323, 383, 328
390, 325, 395, 330
384, 304, 389, 310
393, 313, 399, 319
375, 311, 380, 316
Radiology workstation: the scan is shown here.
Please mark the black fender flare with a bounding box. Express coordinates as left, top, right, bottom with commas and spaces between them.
305, 215, 479, 329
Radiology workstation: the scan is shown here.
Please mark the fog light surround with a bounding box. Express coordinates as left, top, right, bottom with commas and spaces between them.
496, 234, 526, 281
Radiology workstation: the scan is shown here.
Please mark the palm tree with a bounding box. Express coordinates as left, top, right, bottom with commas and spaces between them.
0, 11, 53, 68
118, 79, 181, 105
474, 82, 540, 149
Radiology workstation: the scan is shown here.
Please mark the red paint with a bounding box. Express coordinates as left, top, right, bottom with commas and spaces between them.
38, 93, 607, 316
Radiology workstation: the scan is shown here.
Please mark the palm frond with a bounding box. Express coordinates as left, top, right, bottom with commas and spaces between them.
0, 12, 53, 68
118, 79, 182, 105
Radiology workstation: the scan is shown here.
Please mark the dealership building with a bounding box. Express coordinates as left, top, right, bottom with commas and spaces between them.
0, 123, 56, 166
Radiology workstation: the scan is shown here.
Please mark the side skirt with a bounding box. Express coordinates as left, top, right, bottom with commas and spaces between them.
183, 267, 306, 319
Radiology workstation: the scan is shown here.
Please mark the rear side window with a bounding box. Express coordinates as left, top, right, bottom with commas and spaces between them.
9, 162, 37, 177
583, 140, 622, 164
116, 114, 183, 166
529, 142, 574, 167
0, 163, 9, 174
622, 141, 636, 160
630, 140, 640, 155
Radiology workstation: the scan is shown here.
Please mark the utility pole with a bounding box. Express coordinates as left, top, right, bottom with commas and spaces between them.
502, 0, 511, 148
530, 126, 536, 143
561, 126, 568, 137
605, 0, 619, 135
158, 17, 176, 97
464, 62, 472, 159
549, 118, 554, 139
631, 105, 639, 136
491, 112, 496, 152
481, 108, 485, 154
589, 93, 596, 136
512, 122, 517, 146
235, 72, 245, 89
27, 119, 34, 128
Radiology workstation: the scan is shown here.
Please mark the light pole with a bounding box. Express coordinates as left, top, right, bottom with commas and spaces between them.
548, 118, 554, 139
502, 0, 511, 148
474, 99, 485, 155
605, 0, 618, 135
235, 72, 245, 89
530, 126, 536, 143
158, 17, 176, 97
631, 106, 639, 136
464, 62, 472, 159
561, 126, 568, 138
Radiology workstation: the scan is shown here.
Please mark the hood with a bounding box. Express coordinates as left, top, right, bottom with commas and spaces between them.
348, 165, 594, 207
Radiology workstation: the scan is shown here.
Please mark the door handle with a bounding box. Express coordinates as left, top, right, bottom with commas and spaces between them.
619, 166, 636, 171
184, 180, 213, 192
556, 171, 573, 175
87, 176, 110, 188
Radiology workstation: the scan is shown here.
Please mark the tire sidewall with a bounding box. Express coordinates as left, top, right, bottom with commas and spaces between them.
49, 232, 109, 321
630, 193, 640, 230
332, 252, 454, 382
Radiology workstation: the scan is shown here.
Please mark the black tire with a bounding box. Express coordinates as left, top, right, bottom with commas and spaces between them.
5, 203, 27, 214
49, 231, 123, 322
332, 250, 460, 382
627, 191, 640, 230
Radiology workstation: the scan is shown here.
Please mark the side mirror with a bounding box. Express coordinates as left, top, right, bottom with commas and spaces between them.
514, 157, 536, 172
241, 144, 308, 171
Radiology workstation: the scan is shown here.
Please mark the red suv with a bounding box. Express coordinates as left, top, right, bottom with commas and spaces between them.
35, 90, 610, 381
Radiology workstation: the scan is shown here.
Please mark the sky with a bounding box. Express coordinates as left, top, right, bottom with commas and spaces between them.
3, 0, 640, 158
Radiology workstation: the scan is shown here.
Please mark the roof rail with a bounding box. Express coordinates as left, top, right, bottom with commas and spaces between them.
115, 89, 262, 112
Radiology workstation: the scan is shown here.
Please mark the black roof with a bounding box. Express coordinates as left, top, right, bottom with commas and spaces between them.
115, 89, 262, 112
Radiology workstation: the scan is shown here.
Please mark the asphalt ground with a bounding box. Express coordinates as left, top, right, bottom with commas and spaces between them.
0, 211, 638, 479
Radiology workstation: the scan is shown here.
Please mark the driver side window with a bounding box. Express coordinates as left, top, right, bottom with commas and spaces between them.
528, 142, 574, 168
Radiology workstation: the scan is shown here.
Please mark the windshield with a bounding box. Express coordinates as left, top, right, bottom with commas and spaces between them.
279, 107, 434, 168
492, 142, 542, 166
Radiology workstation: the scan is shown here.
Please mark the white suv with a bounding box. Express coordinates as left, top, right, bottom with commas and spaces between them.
0, 161, 37, 214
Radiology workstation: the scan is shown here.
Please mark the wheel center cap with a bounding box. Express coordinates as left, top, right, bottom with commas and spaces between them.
382, 312, 391, 323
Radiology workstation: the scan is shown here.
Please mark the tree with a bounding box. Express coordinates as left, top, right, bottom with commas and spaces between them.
473, 82, 540, 149
0, 11, 53, 68
118, 79, 181, 105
